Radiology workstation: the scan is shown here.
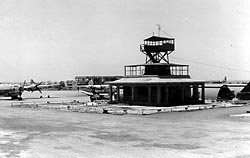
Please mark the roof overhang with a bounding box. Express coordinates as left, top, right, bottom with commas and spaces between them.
144, 36, 174, 41
125, 63, 189, 67
109, 77, 205, 85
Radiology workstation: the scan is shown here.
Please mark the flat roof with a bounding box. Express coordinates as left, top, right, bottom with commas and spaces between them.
109, 77, 205, 85
75, 76, 122, 78
144, 36, 174, 41
125, 63, 189, 67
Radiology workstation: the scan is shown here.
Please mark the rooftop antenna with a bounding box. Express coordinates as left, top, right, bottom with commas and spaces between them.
156, 24, 161, 36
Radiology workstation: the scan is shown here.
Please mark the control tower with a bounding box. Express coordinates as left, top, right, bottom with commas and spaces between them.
109, 29, 205, 107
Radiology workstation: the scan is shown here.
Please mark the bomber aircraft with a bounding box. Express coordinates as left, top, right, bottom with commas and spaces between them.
24, 79, 58, 93
24, 79, 60, 98
0, 81, 26, 100
0, 79, 60, 100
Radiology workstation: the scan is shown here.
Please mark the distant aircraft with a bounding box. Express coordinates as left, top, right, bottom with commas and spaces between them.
24, 79, 59, 94
79, 85, 110, 102
236, 82, 250, 100
217, 85, 235, 101
0, 81, 26, 100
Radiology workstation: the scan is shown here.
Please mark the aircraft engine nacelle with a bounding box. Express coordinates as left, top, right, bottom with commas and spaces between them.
13, 85, 22, 92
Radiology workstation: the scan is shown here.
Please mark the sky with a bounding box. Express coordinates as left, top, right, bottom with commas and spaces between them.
0, 0, 250, 82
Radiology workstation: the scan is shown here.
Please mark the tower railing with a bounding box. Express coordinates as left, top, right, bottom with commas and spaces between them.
124, 64, 190, 78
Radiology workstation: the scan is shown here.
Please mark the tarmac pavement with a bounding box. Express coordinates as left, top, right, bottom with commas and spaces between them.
0, 91, 250, 158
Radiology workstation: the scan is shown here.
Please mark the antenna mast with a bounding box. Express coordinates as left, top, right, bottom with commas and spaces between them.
156, 24, 161, 36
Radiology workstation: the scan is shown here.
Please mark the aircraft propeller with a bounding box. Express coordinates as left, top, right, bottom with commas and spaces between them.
34, 81, 43, 94
19, 80, 26, 93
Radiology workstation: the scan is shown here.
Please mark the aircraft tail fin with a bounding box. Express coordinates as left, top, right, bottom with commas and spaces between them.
30, 79, 36, 84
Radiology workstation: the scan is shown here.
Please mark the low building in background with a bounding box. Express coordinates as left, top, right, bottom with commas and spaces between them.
75, 76, 122, 85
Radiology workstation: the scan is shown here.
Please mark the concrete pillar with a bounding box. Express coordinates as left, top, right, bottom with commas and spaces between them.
109, 85, 113, 102
181, 86, 185, 104
201, 84, 205, 103
157, 85, 161, 105
131, 86, 134, 102
165, 86, 169, 106
117, 86, 120, 102
148, 86, 151, 103
193, 84, 199, 101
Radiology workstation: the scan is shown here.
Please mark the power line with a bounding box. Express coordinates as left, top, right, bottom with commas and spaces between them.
161, 30, 173, 38
170, 56, 250, 73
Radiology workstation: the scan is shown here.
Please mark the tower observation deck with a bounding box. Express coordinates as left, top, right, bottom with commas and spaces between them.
125, 34, 190, 78
140, 36, 174, 64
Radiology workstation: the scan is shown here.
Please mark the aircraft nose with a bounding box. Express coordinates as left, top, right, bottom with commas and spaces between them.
19, 86, 24, 92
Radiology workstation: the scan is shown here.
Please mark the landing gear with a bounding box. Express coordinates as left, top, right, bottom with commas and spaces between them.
90, 96, 94, 102
11, 95, 22, 100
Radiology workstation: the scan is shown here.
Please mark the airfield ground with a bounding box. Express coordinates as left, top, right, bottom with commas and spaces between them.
0, 91, 250, 158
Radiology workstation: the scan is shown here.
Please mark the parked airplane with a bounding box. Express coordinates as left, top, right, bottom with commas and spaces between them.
205, 83, 246, 101
0, 81, 26, 100
0, 79, 61, 100
24, 79, 45, 93
79, 85, 110, 102
24, 79, 59, 94
217, 85, 235, 101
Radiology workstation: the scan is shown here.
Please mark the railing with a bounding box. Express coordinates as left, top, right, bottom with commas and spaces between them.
125, 65, 189, 77
125, 65, 145, 76
140, 43, 174, 52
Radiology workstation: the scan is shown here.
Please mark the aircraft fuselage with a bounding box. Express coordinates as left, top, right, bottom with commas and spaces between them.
0, 84, 23, 100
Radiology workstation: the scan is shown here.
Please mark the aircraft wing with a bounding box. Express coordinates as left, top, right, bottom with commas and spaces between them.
99, 93, 109, 96
38, 84, 60, 88
24, 84, 59, 89
205, 84, 247, 88
77, 85, 91, 88
77, 85, 109, 88
80, 90, 94, 96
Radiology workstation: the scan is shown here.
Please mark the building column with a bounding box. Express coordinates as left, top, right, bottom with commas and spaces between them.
157, 85, 161, 105
148, 86, 151, 103
181, 86, 185, 104
109, 85, 113, 102
117, 86, 120, 102
131, 86, 135, 102
165, 86, 169, 106
201, 84, 205, 103
193, 84, 199, 101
